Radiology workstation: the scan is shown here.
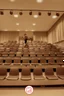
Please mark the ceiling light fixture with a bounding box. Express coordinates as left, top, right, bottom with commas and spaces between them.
19, 11, 23, 15
25, 30, 28, 31
16, 23, 19, 25
33, 15, 38, 18
17, 29, 20, 31
4, 29, 8, 31
36, 0, 44, 3
56, 13, 60, 16
0, 11, 4, 15
48, 12, 51, 16
14, 14, 18, 18
31, 30, 35, 31
29, 11, 32, 15
38, 12, 41, 16
52, 15, 57, 19
10, 0, 15, 2
33, 23, 36, 26
10, 11, 13, 15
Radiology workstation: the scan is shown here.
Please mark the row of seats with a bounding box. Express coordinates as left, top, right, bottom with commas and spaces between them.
0, 57, 64, 65
0, 67, 64, 80
0, 52, 63, 57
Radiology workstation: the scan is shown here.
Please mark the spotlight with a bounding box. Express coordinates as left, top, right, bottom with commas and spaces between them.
0, 11, 4, 15
48, 12, 51, 16
38, 12, 41, 16
19, 11, 23, 15
29, 11, 32, 15
56, 13, 60, 16
10, 11, 13, 15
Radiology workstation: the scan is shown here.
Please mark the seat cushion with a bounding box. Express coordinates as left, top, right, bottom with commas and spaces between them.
7, 76, 19, 80
58, 75, 64, 80
21, 76, 31, 80
34, 75, 44, 80
46, 75, 58, 80
0, 76, 6, 80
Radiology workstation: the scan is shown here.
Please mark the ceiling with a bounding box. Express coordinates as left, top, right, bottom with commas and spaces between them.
0, 0, 64, 32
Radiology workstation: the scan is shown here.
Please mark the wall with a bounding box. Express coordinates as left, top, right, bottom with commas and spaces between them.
0, 31, 19, 43
0, 31, 48, 43
48, 14, 64, 44
19, 31, 33, 37
33, 32, 47, 42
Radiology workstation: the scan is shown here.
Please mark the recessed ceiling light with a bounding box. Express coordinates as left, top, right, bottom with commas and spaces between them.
36, 0, 44, 3
16, 23, 19, 25
10, 0, 15, 2
25, 30, 28, 31
4, 29, 8, 31
33, 15, 38, 18
31, 30, 35, 31
52, 15, 57, 19
14, 14, 18, 18
33, 23, 36, 26
17, 29, 20, 31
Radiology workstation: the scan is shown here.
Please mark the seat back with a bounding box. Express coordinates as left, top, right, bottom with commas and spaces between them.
22, 67, 31, 76
10, 68, 19, 76
0, 68, 7, 76
56, 67, 64, 75
33, 67, 42, 75
45, 68, 54, 75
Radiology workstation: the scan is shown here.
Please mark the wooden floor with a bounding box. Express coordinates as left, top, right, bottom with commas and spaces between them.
0, 87, 64, 96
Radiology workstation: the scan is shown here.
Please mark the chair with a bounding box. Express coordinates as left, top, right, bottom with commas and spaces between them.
22, 59, 30, 66
31, 58, 39, 66
56, 67, 64, 80
29, 52, 36, 57
36, 52, 42, 57
9, 52, 15, 57
40, 58, 48, 65
45, 68, 58, 80
33, 67, 44, 80
4, 58, 12, 65
16, 52, 21, 57
56, 58, 64, 65
7, 68, 19, 80
13, 58, 21, 65
23, 53, 29, 57
48, 58, 55, 64
0, 68, 7, 80
21, 67, 31, 80
2, 52, 8, 57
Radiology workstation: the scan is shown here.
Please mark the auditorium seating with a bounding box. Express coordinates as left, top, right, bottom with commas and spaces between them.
45, 68, 58, 80
33, 67, 44, 80
7, 68, 19, 80
0, 41, 63, 86
21, 67, 31, 80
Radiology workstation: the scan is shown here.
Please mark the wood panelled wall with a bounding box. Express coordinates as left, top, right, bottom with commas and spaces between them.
48, 14, 64, 44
